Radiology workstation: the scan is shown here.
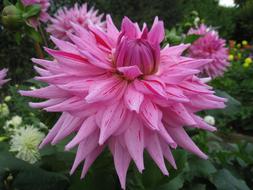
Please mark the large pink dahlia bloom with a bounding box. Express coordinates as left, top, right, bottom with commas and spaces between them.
0, 69, 9, 88
47, 3, 105, 41
21, 0, 50, 28
20, 17, 226, 189
188, 24, 229, 78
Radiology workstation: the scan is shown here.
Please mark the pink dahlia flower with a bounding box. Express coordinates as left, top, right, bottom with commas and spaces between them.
47, 3, 105, 41
20, 16, 226, 189
188, 24, 229, 78
21, 0, 50, 28
0, 69, 9, 88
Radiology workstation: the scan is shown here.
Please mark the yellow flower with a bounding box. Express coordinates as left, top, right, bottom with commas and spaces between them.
237, 53, 242, 59
228, 54, 234, 61
245, 57, 252, 65
243, 62, 250, 68
242, 40, 248, 46
237, 43, 241, 48
243, 58, 252, 68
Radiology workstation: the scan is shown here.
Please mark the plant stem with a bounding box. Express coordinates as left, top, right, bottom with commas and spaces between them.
38, 25, 48, 47
34, 42, 44, 58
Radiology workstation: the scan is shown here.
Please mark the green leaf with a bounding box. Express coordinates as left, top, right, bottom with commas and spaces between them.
0, 150, 70, 190
189, 184, 206, 190
212, 169, 250, 190
215, 90, 241, 114
188, 158, 217, 177
3, 0, 11, 6
26, 27, 42, 43
165, 28, 182, 45
157, 174, 184, 190
22, 5, 41, 19
183, 34, 202, 44
14, 32, 22, 44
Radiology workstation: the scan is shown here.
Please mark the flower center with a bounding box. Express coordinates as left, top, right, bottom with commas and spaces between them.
114, 37, 159, 75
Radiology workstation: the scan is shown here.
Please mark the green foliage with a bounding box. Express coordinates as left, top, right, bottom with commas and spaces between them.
234, 0, 253, 41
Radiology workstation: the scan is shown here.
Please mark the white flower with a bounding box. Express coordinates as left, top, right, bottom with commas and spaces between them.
4, 96, 11, 102
204, 115, 215, 125
0, 103, 9, 117
9, 125, 45, 164
29, 86, 37, 90
10, 115, 22, 127
194, 17, 200, 27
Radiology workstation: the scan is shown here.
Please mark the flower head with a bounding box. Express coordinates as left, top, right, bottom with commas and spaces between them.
9, 125, 44, 164
204, 115, 215, 125
242, 40, 248, 46
21, 0, 50, 28
21, 17, 226, 189
0, 103, 9, 117
47, 3, 105, 41
188, 24, 229, 78
0, 69, 9, 88
228, 54, 234, 61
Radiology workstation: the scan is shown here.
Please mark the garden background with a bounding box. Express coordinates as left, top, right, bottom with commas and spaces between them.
0, 0, 253, 190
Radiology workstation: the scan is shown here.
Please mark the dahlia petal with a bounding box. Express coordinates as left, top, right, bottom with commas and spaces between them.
70, 130, 99, 174
50, 36, 78, 54
114, 111, 133, 135
81, 145, 104, 179
158, 122, 177, 148
80, 50, 112, 69
146, 133, 169, 175
180, 59, 213, 70
68, 33, 108, 63
169, 103, 197, 126
106, 15, 119, 41
112, 140, 131, 189
168, 127, 208, 159
148, 17, 164, 44
99, 102, 126, 144
121, 17, 138, 39
51, 116, 82, 145
161, 68, 200, 84
142, 77, 167, 98
117, 65, 143, 80
109, 138, 131, 189
34, 66, 51, 76
86, 78, 127, 103
88, 24, 113, 49
39, 113, 68, 148
31, 58, 60, 72
124, 84, 144, 113
161, 44, 190, 57
66, 116, 97, 150
19, 86, 69, 99
124, 116, 144, 172
29, 98, 64, 109
160, 139, 177, 169
140, 99, 160, 130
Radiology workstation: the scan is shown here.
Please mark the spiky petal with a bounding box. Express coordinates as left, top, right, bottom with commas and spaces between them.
0, 69, 9, 88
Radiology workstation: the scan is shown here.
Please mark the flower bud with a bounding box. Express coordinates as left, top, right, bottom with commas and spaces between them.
2, 5, 23, 30
115, 37, 159, 75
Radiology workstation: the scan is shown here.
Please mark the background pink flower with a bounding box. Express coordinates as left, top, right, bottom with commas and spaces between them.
20, 17, 226, 189
0, 69, 9, 88
21, 0, 50, 28
188, 24, 229, 78
47, 3, 105, 41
